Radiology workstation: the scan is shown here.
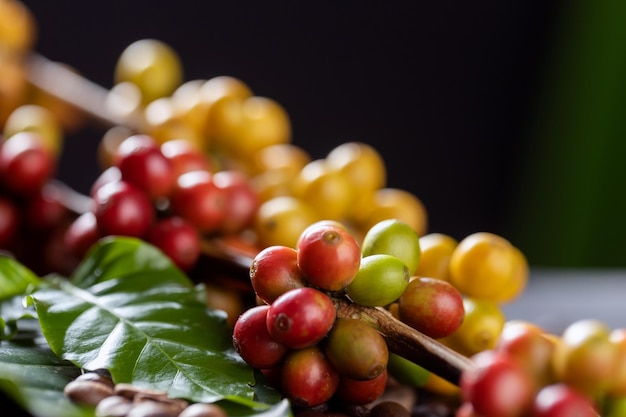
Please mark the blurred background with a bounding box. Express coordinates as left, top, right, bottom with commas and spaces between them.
20, 0, 626, 268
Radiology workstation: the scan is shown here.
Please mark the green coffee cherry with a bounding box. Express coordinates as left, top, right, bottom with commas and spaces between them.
345, 254, 409, 307
361, 218, 421, 275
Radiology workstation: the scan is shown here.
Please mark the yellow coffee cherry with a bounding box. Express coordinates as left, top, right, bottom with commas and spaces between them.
3, 104, 63, 155
114, 39, 183, 105
291, 159, 354, 221
143, 97, 204, 148
359, 188, 428, 237
253, 196, 319, 249
250, 143, 311, 176
0, 0, 37, 53
442, 297, 505, 357
325, 141, 387, 192
231, 96, 292, 158
415, 233, 458, 282
201, 75, 253, 144
448, 232, 528, 302
552, 319, 619, 400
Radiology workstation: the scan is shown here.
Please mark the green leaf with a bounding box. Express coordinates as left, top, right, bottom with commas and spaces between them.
0, 255, 40, 299
31, 237, 262, 408
0, 295, 37, 340
70, 236, 191, 288
0, 341, 92, 417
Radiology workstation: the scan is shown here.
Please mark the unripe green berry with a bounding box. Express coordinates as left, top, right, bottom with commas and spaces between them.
361, 218, 421, 275
345, 254, 409, 307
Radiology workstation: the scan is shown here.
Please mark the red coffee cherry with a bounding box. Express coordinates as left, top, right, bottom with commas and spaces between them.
296, 220, 360, 291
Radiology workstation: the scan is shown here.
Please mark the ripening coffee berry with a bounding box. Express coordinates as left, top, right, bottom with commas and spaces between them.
281, 346, 340, 408
296, 221, 360, 291
398, 277, 464, 339
324, 318, 388, 381
249, 245, 306, 304
92, 180, 154, 238
266, 287, 336, 349
233, 305, 288, 369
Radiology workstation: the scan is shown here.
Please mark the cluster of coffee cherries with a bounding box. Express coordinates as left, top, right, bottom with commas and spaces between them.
105, 37, 429, 253
413, 233, 626, 416
233, 218, 468, 410
0, 103, 80, 272
453, 316, 626, 417
64, 131, 259, 272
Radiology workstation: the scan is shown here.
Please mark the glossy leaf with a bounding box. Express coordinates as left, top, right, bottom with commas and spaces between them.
0, 295, 37, 340
0, 340, 91, 417
0, 255, 40, 299
0, 257, 39, 341
31, 237, 262, 407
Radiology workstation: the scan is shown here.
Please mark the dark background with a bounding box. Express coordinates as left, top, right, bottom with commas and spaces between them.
22, 1, 570, 263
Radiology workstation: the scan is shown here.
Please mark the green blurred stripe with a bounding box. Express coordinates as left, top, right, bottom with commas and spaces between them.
510, 0, 626, 267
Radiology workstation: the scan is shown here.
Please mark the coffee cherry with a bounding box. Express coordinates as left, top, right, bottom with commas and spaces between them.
449, 232, 527, 302
170, 170, 227, 234
0, 131, 56, 195
24, 182, 68, 231
0, 196, 19, 248
415, 232, 457, 282
281, 346, 340, 408
112, 134, 159, 166
495, 321, 557, 388
254, 196, 319, 249
361, 218, 421, 276
212, 170, 260, 233
443, 297, 505, 356
345, 254, 409, 307
249, 245, 306, 304
114, 137, 175, 200
147, 217, 201, 272
325, 141, 387, 193
233, 305, 288, 369
226, 96, 292, 158
530, 383, 599, 417
398, 276, 464, 339
360, 188, 428, 237
160, 138, 211, 179
608, 328, 626, 397
296, 221, 360, 292
291, 159, 354, 221
114, 39, 183, 105
334, 368, 388, 405
0, 0, 37, 53
3, 104, 63, 156
250, 143, 311, 176
92, 180, 154, 238
324, 318, 388, 381
552, 319, 618, 399
460, 349, 535, 417
63, 211, 100, 258
266, 287, 336, 349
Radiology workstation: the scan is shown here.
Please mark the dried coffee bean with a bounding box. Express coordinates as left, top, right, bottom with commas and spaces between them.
125, 401, 180, 417
75, 371, 115, 389
64, 379, 114, 406
369, 401, 411, 417
95, 395, 133, 417
178, 402, 228, 417
114, 383, 168, 401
